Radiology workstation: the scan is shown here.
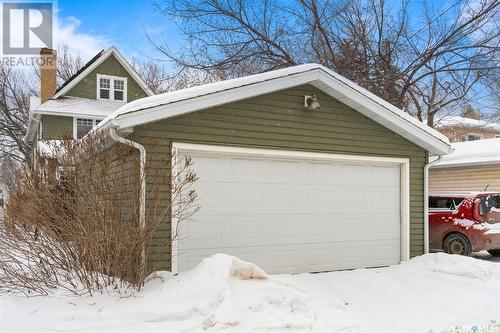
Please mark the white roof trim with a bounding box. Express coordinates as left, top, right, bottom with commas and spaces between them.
97, 64, 451, 155
52, 46, 153, 99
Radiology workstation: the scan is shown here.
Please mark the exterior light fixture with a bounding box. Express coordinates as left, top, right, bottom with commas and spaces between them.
304, 94, 320, 109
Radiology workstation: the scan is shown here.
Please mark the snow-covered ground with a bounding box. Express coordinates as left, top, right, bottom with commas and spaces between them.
1, 253, 499, 333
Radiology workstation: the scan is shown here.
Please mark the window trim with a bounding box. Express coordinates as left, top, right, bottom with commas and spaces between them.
467, 133, 483, 141
73, 117, 104, 139
96, 74, 128, 102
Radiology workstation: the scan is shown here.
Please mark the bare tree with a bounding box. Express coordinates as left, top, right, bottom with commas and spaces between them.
0, 44, 85, 165
152, 0, 499, 126
56, 44, 84, 84
0, 66, 36, 164
132, 60, 171, 94
132, 59, 221, 93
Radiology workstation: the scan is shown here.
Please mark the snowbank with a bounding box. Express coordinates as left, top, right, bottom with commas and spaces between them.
1, 253, 499, 333
405, 252, 500, 280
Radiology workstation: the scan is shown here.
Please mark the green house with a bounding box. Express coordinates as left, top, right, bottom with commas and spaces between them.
25, 46, 153, 160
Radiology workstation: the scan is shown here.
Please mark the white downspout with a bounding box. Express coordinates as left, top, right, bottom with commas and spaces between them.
108, 127, 146, 267
424, 154, 444, 254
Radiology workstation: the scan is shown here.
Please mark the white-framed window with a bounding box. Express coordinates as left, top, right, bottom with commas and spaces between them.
467, 133, 483, 141
97, 74, 127, 102
74, 118, 103, 139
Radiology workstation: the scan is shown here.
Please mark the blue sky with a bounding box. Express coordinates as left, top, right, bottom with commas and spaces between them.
53, 0, 494, 115
55, 0, 454, 63
55, 0, 181, 63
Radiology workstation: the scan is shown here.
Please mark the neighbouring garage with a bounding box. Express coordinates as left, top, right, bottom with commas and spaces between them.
175, 144, 408, 273
97, 64, 451, 272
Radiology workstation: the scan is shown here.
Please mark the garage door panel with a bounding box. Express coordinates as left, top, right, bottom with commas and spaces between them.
340, 164, 370, 184
308, 189, 337, 206
269, 160, 308, 181
180, 219, 222, 241
182, 215, 397, 246
311, 162, 339, 182
177, 149, 402, 273
195, 186, 225, 209
230, 219, 265, 240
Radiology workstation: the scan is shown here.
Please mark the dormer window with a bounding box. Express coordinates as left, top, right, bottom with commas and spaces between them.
97, 74, 127, 102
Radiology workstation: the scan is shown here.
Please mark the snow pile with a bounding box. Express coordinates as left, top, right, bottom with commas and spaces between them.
1, 253, 499, 332
168, 254, 314, 330
405, 252, 500, 281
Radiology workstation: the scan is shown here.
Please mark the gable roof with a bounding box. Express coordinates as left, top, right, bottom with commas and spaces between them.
55, 50, 104, 94
97, 63, 451, 155
462, 105, 479, 120
52, 46, 154, 99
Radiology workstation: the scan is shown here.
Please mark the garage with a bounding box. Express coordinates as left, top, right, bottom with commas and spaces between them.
97, 63, 451, 272
174, 143, 410, 273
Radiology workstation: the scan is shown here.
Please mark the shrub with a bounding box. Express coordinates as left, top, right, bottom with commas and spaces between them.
0, 134, 198, 296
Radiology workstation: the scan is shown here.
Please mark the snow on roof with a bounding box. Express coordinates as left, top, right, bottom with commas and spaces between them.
33, 96, 126, 118
106, 64, 324, 116
96, 63, 451, 155
432, 138, 500, 168
435, 115, 500, 132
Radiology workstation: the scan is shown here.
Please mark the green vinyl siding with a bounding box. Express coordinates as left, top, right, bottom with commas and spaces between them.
129, 84, 426, 271
65, 54, 148, 102
41, 115, 73, 139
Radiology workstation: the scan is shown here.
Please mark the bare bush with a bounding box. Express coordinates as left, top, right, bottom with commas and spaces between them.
0, 134, 198, 296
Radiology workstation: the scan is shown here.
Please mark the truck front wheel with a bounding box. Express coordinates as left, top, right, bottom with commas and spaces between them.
443, 233, 472, 256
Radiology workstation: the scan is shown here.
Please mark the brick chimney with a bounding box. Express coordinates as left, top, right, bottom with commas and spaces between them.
40, 48, 57, 103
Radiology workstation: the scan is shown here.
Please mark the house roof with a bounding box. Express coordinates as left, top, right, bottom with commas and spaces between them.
434, 115, 500, 132
52, 46, 154, 99
31, 96, 126, 118
432, 138, 500, 168
25, 47, 153, 144
96, 63, 451, 155
55, 50, 104, 95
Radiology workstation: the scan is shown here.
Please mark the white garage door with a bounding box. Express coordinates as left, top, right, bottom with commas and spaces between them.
175, 144, 404, 274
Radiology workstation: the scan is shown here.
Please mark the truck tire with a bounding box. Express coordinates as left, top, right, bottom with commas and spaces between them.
443, 233, 472, 256
487, 249, 500, 256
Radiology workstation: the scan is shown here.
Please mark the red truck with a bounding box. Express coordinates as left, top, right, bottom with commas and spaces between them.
429, 192, 500, 256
